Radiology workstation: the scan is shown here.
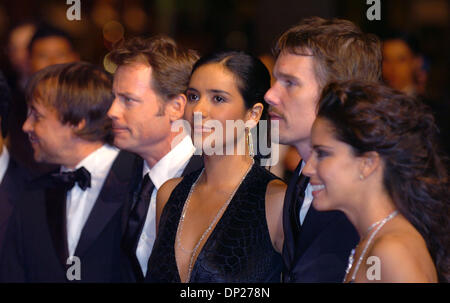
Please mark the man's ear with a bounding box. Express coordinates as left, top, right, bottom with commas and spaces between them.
245, 102, 264, 129
359, 151, 382, 180
165, 94, 187, 122
72, 119, 86, 133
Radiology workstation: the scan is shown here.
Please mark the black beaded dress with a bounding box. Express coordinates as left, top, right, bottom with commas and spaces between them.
145, 163, 283, 283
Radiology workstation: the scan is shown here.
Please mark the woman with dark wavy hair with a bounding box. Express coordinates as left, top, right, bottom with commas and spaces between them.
303, 81, 449, 282
146, 51, 285, 282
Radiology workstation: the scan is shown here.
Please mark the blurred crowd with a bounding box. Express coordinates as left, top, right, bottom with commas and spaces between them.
0, 2, 448, 283
2, 20, 449, 179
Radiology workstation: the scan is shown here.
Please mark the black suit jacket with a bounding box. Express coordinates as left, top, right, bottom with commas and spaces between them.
121, 154, 203, 282
0, 156, 31, 256
282, 161, 359, 282
0, 150, 138, 282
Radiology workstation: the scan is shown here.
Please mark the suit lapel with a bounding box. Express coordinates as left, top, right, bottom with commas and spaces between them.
122, 154, 202, 281
181, 154, 203, 176
74, 151, 136, 258
282, 161, 304, 265
0, 160, 15, 227
295, 206, 341, 259
45, 186, 69, 267
0, 158, 31, 218
121, 157, 143, 236
0, 160, 13, 201
293, 173, 310, 230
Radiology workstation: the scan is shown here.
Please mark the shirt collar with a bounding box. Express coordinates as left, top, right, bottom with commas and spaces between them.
0, 146, 10, 184
61, 144, 120, 182
299, 160, 305, 174
143, 135, 195, 189
298, 159, 314, 224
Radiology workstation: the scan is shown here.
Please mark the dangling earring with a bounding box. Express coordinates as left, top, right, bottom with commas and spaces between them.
247, 128, 254, 158
359, 174, 364, 181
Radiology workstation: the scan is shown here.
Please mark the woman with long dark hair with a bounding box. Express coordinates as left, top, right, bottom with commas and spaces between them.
145, 51, 286, 282
303, 81, 449, 282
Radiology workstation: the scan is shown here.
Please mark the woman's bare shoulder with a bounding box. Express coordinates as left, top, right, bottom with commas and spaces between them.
155, 177, 185, 231
157, 177, 184, 205
368, 230, 437, 282
266, 179, 287, 201
265, 178, 287, 253
160, 177, 184, 193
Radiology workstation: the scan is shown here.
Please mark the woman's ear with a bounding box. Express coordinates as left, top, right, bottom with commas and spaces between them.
165, 94, 187, 122
245, 102, 264, 129
359, 151, 382, 180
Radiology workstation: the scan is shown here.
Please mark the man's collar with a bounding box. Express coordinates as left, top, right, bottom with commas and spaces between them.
0, 146, 10, 184
61, 144, 119, 179
143, 136, 195, 189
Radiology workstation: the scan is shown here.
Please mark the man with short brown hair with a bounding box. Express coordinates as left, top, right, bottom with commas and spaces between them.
265, 17, 381, 282
0, 62, 137, 282
107, 36, 202, 281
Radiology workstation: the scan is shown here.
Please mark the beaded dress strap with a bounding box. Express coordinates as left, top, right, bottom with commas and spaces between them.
345, 210, 399, 282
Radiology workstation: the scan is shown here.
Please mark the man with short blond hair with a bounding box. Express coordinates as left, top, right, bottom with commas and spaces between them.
107, 36, 202, 281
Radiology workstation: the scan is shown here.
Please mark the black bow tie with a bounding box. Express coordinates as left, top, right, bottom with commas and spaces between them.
52, 166, 91, 190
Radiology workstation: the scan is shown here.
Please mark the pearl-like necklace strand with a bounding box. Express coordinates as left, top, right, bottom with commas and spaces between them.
344, 210, 399, 282
176, 159, 254, 282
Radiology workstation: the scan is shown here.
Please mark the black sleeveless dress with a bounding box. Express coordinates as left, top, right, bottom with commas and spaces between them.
145, 163, 283, 283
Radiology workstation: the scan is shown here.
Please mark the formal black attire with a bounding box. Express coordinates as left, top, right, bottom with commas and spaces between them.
0, 156, 31, 255
121, 155, 203, 282
145, 163, 283, 283
282, 161, 359, 282
0, 151, 137, 282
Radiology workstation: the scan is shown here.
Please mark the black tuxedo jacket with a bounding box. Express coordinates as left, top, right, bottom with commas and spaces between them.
121, 154, 203, 282
0, 150, 138, 282
0, 156, 31, 255
282, 161, 359, 282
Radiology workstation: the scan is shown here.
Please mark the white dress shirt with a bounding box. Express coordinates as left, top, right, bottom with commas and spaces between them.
136, 135, 196, 275
63, 144, 119, 257
0, 146, 10, 184
299, 161, 314, 225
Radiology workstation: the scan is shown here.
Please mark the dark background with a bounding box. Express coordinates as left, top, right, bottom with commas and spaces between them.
0, 0, 448, 102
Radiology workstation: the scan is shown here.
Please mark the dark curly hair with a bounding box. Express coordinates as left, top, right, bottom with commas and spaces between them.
317, 81, 449, 282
